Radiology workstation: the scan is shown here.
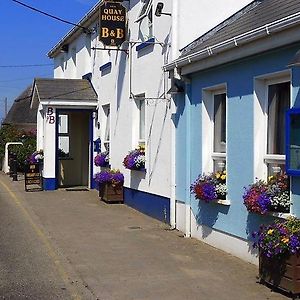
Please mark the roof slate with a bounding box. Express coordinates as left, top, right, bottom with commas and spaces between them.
34, 78, 98, 101
3, 85, 37, 125
181, 0, 300, 57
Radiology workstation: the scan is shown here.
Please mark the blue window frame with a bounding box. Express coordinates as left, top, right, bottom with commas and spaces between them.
286, 108, 300, 175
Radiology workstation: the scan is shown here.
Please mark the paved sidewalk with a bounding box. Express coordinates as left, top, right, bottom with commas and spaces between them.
0, 173, 288, 300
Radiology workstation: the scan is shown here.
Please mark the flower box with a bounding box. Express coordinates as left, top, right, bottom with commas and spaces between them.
190, 170, 227, 203
95, 169, 124, 204
99, 183, 124, 203
259, 252, 300, 296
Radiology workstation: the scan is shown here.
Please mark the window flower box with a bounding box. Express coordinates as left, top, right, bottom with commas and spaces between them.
123, 145, 145, 171
243, 173, 290, 215
253, 217, 300, 297
190, 170, 227, 203
95, 169, 124, 203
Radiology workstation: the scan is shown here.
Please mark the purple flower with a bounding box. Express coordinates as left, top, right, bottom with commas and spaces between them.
95, 169, 124, 186
94, 152, 109, 167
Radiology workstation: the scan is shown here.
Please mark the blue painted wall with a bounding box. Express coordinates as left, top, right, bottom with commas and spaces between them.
124, 187, 170, 224
175, 44, 300, 240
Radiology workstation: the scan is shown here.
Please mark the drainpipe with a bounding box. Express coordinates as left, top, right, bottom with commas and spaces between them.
185, 82, 192, 238
169, 0, 179, 228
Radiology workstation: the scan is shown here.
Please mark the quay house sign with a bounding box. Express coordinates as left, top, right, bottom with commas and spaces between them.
99, 1, 127, 47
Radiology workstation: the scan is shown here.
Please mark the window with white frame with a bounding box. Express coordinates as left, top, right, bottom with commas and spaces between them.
136, 97, 146, 146
265, 81, 290, 176
254, 73, 291, 179
202, 87, 227, 173
136, 0, 153, 41
103, 105, 110, 152
58, 114, 70, 158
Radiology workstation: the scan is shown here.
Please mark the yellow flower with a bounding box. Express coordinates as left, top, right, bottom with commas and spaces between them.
221, 175, 226, 180
268, 176, 274, 181
267, 229, 274, 235
215, 173, 220, 179
281, 237, 289, 244
223, 170, 226, 174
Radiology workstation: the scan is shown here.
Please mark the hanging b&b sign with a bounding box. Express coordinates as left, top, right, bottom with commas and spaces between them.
99, 1, 127, 47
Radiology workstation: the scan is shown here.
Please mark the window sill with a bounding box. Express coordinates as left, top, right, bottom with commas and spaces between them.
100, 62, 112, 73
212, 199, 231, 206
136, 37, 155, 52
267, 212, 294, 219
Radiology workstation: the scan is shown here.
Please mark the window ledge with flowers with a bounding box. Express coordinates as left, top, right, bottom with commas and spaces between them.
123, 145, 146, 171
190, 170, 229, 205
243, 173, 290, 215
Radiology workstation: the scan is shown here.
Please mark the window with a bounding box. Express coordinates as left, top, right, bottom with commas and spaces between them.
136, 0, 153, 41
137, 98, 146, 146
202, 87, 227, 173
58, 114, 70, 158
136, 0, 152, 22
265, 81, 290, 176
213, 92, 227, 172
103, 105, 110, 152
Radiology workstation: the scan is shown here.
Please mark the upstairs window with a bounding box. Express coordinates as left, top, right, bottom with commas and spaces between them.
136, 0, 153, 41
265, 81, 290, 176
103, 105, 110, 152
136, 0, 152, 22
213, 92, 227, 172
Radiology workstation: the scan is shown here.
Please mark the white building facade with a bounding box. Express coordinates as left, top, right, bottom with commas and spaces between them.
40, 0, 252, 225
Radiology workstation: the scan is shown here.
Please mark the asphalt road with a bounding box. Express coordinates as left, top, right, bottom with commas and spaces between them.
0, 180, 92, 299
0, 173, 289, 300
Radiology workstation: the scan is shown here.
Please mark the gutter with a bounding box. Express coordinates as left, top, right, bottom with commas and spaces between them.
164, 11, 300, 72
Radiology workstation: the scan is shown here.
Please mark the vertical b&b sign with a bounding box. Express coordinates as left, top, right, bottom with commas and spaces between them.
99, 1, 127, 47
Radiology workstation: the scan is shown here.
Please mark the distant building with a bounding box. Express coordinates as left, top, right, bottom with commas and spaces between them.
2, 85, 37, 131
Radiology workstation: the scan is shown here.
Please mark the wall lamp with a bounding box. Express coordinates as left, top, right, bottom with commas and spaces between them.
60, 44, 69, 53
287, 49, 300, 67
155, 2, 171, 17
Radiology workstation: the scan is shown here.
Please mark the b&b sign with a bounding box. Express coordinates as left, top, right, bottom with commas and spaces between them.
99, 1, 127, 47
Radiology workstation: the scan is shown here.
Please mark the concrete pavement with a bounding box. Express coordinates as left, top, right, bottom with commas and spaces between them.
0, 172, 288, 299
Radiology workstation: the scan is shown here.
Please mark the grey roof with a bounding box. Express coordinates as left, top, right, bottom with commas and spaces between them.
181, 0, 300, 57
3, 85, 37, 125
34, 78, 98, 101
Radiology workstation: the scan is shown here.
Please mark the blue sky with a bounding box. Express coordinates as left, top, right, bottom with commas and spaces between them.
0, 0, 98, 122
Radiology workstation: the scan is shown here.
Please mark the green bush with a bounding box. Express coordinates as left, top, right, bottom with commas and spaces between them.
0, 125, 37, 171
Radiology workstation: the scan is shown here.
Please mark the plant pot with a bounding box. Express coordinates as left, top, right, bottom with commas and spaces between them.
259, 251, 300, 296
99, 183, 123, 203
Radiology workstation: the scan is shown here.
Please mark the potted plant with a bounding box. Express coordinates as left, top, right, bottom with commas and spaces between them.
123, 145, 145, 171
252, 217, 300, 296
243, 173, 290, 215
190, 170, 227, 203
95, 169, 124, 203
94, 151, 109, 168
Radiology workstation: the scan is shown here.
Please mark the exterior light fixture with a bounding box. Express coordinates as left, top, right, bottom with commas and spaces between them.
155, 2, 171, 17
167, 79, 184, 95
287, 49, 300, 67
60, 44, 69, 53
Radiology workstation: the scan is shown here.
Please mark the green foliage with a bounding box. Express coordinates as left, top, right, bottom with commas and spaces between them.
0, 125, 37, 171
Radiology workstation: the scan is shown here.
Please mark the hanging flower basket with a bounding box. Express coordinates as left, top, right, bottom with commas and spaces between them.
95, 169, 124, 203
243, 173, 290, 215
190, 170, 227, 203
94, 151, 109, 167
123, 145, 145, 171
